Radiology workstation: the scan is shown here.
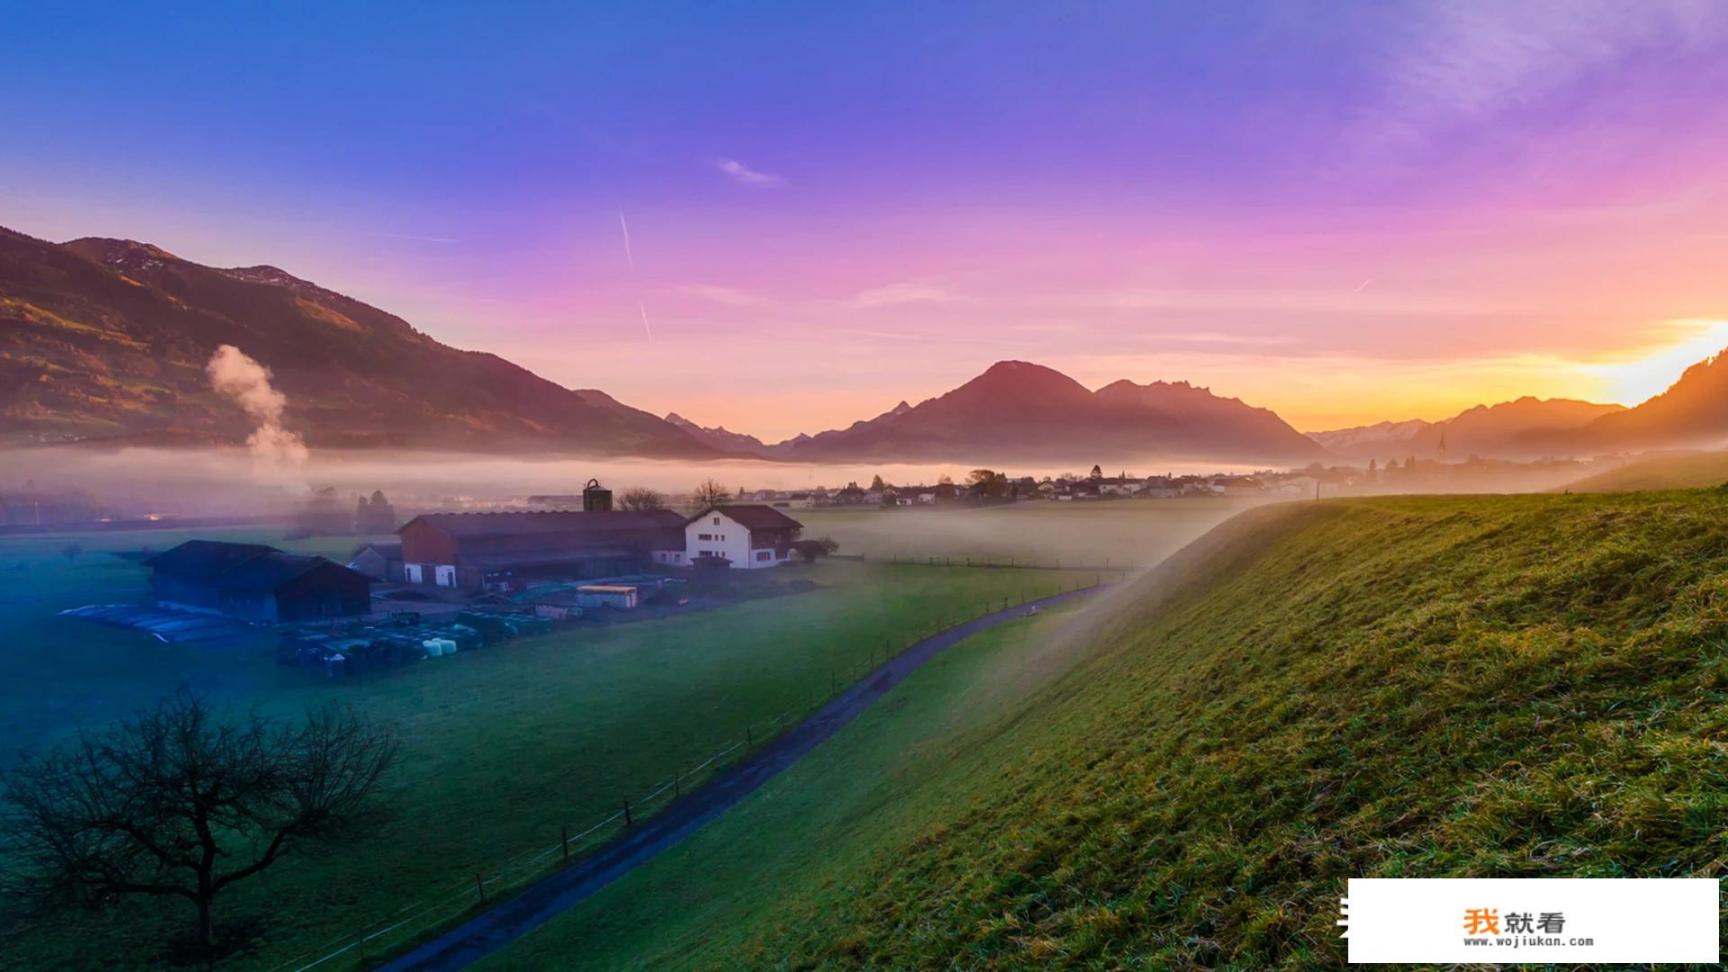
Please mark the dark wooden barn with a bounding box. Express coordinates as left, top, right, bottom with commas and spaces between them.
143, 540, 373, 623
397, 510, 688, 591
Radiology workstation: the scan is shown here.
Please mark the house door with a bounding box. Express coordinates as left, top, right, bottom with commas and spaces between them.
405, 563, 423, 584
435, 565, 457, 588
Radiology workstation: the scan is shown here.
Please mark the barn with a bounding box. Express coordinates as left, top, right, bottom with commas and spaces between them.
143, 540, 374, 623
346, 541, 404, 582
397, 510, 687, 592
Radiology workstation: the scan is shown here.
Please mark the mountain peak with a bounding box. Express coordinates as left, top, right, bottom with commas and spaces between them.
62, 237, 178, 271
777, 359, 1321, 463
219, 264, 316, 289
956, 360, 1094, 405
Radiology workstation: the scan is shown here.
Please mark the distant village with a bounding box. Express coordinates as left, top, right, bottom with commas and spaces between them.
659, 455, 1607, 509
1, 452, 1615, 532
7, 450, 1624, 682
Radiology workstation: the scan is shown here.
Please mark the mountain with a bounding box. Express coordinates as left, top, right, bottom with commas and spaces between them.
764, 361, 1324, 464
664, 412, 782, 458
1310, 397, 1623, 460
1539, 350, 1728, 454
1304, 418, 1434, 456
0, 227, 714, 456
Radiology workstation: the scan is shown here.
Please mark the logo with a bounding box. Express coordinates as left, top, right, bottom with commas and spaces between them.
1340, 878, 1715, 964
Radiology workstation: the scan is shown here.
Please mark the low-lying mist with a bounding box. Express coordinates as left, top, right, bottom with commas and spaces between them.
0, 443, 1629, 524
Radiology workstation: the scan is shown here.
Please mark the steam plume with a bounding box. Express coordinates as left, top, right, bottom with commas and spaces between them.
205, 344, 309, 463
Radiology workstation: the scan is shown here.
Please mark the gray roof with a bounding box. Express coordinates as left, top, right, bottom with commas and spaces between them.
689, 504, 804, 531
145, 540, 368, 593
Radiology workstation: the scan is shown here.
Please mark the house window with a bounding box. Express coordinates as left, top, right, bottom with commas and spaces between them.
755, 550, 772, 562
698, 533, 712, 541
712, 517, 720, 525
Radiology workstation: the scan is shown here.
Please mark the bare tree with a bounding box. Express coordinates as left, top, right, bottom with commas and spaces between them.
0, 691, 398, 951
619, 486, 666, 511
692, 478, 731, 509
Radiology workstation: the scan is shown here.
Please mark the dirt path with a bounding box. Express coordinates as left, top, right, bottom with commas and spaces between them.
378, 585, 1103, 971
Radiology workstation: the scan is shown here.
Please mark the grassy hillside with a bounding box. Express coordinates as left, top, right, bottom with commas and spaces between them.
0, 537, 1067, 969
490, 491, 1728, 968
1565, 450, 1728, 493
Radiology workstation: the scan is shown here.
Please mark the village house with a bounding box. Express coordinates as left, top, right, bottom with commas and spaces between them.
1142, 476, 1182, 499
144, 540, 373, 623
677, 504, 804, 569
775, 491, 816, 509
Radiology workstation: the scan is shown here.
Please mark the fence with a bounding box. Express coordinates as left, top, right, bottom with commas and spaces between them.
885, 553, 1135, 573
270, 576, 1108, 972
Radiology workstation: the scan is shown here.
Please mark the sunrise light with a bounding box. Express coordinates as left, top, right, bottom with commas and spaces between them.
1590, 320, 1728, 407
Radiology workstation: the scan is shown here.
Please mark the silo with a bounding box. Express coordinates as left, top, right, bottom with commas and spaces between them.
583, 478, 613, 512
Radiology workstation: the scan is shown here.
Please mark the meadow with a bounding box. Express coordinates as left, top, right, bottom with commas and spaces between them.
485, 489, 1728, 969
1, 503, 1240, 970
1564, 449, 1728, 493
795, 497, 1252, 568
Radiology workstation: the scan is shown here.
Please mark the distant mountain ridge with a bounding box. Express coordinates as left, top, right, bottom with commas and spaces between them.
664, 412, 783, 457
0, 226, 715, 456
1309, 397, 1625, 460
745, 361, 1326, 464
1529, 351, 1728, 454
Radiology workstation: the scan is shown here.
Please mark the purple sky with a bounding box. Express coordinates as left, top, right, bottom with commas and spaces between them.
6, 1, 1728, 437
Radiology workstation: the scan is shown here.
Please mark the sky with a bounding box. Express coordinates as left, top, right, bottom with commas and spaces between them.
6, 1, 1728, 439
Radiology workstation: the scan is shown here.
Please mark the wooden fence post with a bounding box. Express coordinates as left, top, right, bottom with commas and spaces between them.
476, 873, 486, 902
624, 799, 633, 826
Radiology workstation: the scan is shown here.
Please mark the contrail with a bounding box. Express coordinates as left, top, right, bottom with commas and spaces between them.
618, 209, 636, 269
618, 208, 651, 340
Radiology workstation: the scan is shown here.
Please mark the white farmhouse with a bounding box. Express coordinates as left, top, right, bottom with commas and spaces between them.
673, 504, 804, 569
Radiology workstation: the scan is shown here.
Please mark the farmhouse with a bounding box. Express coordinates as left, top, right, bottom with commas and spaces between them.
397, 510, 687, 591
143, 540, 373, 623
673, 505, 804, 569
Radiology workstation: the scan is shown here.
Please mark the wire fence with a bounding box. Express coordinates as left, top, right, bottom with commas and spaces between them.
879, 553, 1136, 572
268, 577, 1108, 972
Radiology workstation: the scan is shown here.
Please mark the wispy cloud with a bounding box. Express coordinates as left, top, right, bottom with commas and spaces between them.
683, 283, 770, 306
365, 231, 461, 244
846, 282, 970, 309
1360, 0, 1728, 150
713, 156, 785, 187
682, 280, 971, 310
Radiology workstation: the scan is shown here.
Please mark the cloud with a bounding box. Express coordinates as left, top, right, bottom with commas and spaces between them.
713, 157, 785, 187
1360, 0, 1728, 150
846, 282, 970, 309
683, 280, 971, 310
683, 283, 771, 306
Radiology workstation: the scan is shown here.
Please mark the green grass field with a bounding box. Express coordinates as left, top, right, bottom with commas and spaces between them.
796, 498, 1251, 568
485, 489, 1728, 969
1564, 450, 1728, 493
0, 522, 1086, 970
